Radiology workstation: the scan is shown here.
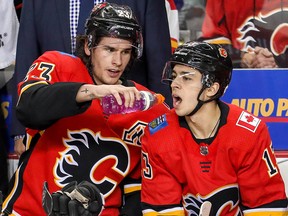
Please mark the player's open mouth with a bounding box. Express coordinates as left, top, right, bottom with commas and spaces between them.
107, 69, 121, 77
172, 94, 182, 107
108, 69, 120, 73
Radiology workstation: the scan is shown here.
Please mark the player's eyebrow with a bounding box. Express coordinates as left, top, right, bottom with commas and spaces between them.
95, 43, 134, 51
172, 70, 196, 76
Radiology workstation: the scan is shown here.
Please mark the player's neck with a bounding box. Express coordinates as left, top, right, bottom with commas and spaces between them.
185, 103, 221, 139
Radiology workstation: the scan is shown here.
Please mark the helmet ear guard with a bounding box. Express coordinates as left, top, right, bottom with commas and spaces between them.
201, 73, 215, 88
84, 3, 143, 59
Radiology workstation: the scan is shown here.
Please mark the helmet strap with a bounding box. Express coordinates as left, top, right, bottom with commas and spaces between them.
187, 100, 204, 117
187, 86, 218, 116
187, 87, 205, 116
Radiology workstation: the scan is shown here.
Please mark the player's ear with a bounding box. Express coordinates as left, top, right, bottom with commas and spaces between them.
207, 82, 220, 97
84, 41, 91, 56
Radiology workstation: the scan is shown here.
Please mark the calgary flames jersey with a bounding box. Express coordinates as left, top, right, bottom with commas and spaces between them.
2, 51, 169, 216
141, 101, 288, 216
201, 0, 288, 67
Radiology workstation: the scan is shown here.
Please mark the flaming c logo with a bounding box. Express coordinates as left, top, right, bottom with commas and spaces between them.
54, 130, 130, 197
183, 185, 240, 216
237, 9, 288, 66
271, 23, 288, 55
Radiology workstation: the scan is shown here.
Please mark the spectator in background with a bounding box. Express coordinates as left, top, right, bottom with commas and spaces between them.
166, 0, 180, 52
0, 99, 8, 199
11, 0, 173, 156
174, 0, 184, 10
0, 0, 19, 70
199, 0, 288, 68
178, 0, 206, 42
0, 0, 20, 199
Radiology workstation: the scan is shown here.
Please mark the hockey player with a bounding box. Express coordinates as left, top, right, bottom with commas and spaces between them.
1, 3, 169, 216
199, 0, 288, 68
141, 41, 288, 215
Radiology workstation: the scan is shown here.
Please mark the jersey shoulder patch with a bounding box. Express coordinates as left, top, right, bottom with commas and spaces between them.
236, 111, 261, 133
148, 114, 168, 135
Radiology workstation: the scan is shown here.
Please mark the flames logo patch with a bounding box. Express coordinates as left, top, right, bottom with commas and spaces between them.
183, 185, 240, 216
218, 48, 228, 58
237, 9, 288, 67
54, 129, 130, 197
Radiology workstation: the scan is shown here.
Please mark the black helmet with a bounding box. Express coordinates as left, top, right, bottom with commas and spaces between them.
162, 41, 233, 98
85, 2, 143, 58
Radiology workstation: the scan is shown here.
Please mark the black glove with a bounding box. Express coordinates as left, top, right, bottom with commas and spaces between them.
42, 181, 104, 216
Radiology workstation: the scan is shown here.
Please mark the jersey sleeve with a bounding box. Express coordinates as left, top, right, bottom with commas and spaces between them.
16, 51, 91, 130
200, 0, 232, 45
236, 121, 288, 213
141, 115, 185, 216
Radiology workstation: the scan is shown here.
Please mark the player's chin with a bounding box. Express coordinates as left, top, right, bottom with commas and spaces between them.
175, 108, 187, 117
104, 77, 122, 85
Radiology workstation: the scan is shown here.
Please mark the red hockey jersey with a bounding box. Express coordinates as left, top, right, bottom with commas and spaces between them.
201, 0, 288, 67
141, 102, 288, 215
2, 51, 169, 216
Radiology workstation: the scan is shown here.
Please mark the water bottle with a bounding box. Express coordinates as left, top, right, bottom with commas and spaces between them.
101, 91, 165, 115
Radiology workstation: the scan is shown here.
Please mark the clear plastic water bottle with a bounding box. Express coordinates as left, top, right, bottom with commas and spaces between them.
101, 91, 165, 115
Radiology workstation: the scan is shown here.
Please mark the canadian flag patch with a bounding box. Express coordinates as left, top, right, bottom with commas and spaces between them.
236, 111, 261, 132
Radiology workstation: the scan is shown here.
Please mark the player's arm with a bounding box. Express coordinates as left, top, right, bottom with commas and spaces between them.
237, 124, 288, 215
16, 54, 91, 130
198, 1, 244, 67
141, 130, 184, 216
17, 81, 90, 130
16, 54, 142, 130
200, 0, 230, 41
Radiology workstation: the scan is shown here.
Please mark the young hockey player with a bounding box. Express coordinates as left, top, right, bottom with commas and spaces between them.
141, 41, 288, 215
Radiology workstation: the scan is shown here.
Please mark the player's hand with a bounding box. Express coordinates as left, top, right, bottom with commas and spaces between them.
42, 181, 104, 216
14, 138, 25, 157
76, 84, 141, 108
241, 47, 278, 68
252, 46, 278, 68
